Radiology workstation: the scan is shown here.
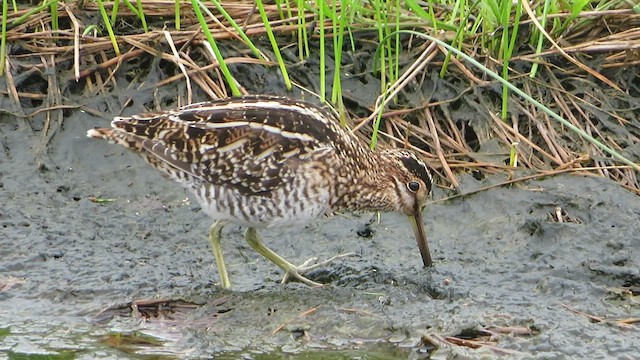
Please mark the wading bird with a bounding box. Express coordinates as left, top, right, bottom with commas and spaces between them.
87, 96, 433, 288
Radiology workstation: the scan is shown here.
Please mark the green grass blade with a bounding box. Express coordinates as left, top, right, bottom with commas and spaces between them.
509, 142, 518, 167
529, 0, 551, 78
110, 0, 120, 26
345, 1, 356, 52
274, 0, 285, 19
448, 0, 461, 23
50, 0, 58, 30
507, 0, 523, 58
318, 0, 326, 100
282, 0, 294, 22
478, 0, 499, 52
175, 0, 181, 29
440, 1, 470, 78
96, 0, 120, 56
11, 0, 53, 26
120, 0, 137, 16
191, 0, 241, 95
210, 0, 266, 61
404, 0, 431, 20
556, 0, 589, 35
570, 0, 590, 17
120, 0, 152, 33
370, 105, 384, 150
331, 0, 346, 105
404, 0, 456, 31
83, 24, 101, 36
255, 0, 292, 90
384, 1, 394, 84
134, 0, 149, 32
296, 0, 309, 59
499, 0, 512, 121
374, 0, 386, 93
483, 0, 500, 22
0, 0, 7, 75
502, 0, 522, 121
439, 9, 470, 78
393, 0, 400, 83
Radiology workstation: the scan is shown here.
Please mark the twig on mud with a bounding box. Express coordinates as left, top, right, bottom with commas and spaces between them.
336, 307, 382, 318
431, 164, 640, 204
617, 318, 640, 325
77, 49, 145, 79
444, 336, 524, 355
420, 333, 447, 348
484, 326, 539, 337
150, 56, 269, 98
0, 276, 27, 292
272, 306, 318, 334
561, 303, 638, 329
421, 333, 525, 356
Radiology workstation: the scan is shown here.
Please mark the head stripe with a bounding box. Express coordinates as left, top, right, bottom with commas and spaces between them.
399, 155, 432, 191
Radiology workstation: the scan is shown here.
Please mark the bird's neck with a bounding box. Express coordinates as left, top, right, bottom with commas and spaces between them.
331, 150, 401, 213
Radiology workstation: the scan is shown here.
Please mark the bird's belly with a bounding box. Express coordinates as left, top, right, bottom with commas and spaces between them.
192, 186, 331, 229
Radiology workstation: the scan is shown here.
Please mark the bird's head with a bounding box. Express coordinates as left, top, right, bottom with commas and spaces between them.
382, 149, 433, 267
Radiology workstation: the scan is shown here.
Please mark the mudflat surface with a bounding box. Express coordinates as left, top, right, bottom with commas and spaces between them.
1, 103, 639, 359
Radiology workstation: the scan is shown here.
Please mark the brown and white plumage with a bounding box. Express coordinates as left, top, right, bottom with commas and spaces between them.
87, 95, 433, 288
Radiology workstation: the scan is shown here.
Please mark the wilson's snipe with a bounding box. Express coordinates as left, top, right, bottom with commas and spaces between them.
87, 95, 433, 288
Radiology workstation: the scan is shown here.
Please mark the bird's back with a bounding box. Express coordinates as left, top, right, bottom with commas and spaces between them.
87, 96, 358, 227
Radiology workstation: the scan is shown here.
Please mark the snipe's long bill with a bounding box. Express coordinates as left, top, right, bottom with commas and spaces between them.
87, 95, 434, 288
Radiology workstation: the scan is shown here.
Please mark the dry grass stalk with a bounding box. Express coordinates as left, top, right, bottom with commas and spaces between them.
2, 2, 638, 193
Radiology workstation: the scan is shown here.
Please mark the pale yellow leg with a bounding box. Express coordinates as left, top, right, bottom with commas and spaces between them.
244, 227, 323, 287
280, 252, 355, 284
244, 227, 355, 287
209, 221, 231, 289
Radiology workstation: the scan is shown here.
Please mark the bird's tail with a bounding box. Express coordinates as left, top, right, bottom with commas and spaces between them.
86, 126, 146, 152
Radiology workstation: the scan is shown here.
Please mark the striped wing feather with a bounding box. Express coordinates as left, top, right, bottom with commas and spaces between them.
111, 96, 344, 195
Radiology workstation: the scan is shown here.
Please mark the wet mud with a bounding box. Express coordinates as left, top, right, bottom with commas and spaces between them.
1, 50, 639, 359
2, 105, 639, 359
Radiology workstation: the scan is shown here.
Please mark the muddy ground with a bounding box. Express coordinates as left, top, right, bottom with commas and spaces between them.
1, 55, 639, 358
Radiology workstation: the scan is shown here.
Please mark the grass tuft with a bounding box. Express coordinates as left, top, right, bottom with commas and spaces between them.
2, 0, 638, 190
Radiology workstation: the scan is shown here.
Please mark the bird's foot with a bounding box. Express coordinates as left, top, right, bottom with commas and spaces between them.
280, 252, 356, 286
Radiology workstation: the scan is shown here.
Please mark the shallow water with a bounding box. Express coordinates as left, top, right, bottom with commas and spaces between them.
1, 106, 639, 359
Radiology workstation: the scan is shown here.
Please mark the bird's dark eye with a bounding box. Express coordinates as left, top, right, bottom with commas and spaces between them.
408, 181, 420, 192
